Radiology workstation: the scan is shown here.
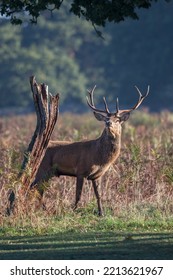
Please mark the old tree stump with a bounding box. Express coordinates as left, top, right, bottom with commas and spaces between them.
7, 76, 59, 214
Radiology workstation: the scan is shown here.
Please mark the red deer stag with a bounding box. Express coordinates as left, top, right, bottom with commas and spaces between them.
33, 86, 149, 215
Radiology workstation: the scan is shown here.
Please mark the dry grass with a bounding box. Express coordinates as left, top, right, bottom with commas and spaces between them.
1, 111, 173, 233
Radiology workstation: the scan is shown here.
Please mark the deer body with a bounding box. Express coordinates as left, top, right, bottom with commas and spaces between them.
34, 86, 149, 216
36, 124, 121, 180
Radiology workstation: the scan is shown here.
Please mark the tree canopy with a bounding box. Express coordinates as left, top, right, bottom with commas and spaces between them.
0, 1, 173, 112
0, 0, 172, 26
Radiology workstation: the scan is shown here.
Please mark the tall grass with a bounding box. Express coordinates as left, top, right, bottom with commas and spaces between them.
0, 111, 173, 235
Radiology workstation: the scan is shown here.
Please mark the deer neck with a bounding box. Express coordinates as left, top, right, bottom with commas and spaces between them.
98, 124, 121, 162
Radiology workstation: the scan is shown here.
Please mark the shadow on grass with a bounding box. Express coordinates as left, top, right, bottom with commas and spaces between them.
0, 232, 173, 260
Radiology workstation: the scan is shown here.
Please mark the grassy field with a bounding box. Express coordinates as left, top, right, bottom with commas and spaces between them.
1, 232, 173, 260
0, 111, 173, 259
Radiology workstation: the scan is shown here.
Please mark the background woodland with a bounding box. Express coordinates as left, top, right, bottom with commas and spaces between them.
0, 1, 173, 113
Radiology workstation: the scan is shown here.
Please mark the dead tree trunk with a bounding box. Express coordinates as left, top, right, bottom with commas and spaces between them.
20, 76, 60, 192
7, 76, 59, 214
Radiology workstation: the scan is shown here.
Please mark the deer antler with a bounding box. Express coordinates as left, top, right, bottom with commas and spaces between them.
87, 85, 149, 117
87, 85, 111, 115
116, 85, 150, 116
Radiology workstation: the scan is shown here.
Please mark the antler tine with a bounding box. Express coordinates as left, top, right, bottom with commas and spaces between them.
133, 85, 150, 110
103, 97, 110, 114
116, 85, 149, 116
87, 85, 97, 107
135, 85, 150, 97
86, 86, 111, 115
116, 97, 119, 114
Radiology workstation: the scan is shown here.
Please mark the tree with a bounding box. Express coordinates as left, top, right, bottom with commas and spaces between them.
0, 4, 97, 109
1, 1, 173, 111
7, 77, 59, 215
0, 0, 172, 27
98, 2, 173, 109
20, 76, 59, 191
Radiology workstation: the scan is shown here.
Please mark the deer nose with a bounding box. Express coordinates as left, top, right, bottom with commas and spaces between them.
106, 119, 112, 126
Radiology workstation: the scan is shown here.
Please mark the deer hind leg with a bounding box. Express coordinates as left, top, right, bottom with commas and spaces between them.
73, 176, 84, 211
92, 179, 103, 216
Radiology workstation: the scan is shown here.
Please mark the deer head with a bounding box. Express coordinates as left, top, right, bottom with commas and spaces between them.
87, 85, 149, 137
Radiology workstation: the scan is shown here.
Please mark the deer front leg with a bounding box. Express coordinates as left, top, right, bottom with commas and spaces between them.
73, 176, 84, 211
92, 179, 103, 216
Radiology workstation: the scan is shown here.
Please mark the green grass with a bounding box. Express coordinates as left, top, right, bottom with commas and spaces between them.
1, 198, 173, 260
1, 206, 173, 260
1, 201, 173, 236
1, 231, 173, 260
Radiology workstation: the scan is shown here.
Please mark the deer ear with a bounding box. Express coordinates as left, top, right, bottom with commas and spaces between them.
93, 112, 107, 122
120, 112, 130, 123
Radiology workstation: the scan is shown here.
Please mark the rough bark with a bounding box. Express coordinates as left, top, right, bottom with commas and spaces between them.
7, 76, 59, 214
20, 76, 59, 191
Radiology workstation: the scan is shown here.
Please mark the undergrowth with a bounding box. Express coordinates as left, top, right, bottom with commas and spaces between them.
1, 111, 173, 236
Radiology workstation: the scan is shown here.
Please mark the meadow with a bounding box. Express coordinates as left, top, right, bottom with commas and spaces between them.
0, 111, 173, 259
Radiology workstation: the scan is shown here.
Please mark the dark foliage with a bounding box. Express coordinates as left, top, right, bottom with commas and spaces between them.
0, 0, 172, 26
